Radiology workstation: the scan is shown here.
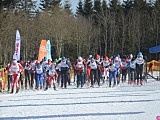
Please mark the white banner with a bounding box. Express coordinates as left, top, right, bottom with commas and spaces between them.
13, 30, 21, 61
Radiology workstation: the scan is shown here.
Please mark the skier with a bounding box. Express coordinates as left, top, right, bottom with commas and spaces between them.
9, 60, 24, 93
101, 56, 110, 83
24, 61, 31, 89
55, 58, 61, 88
88, 58, 99, 87
34, 63, 45, 90
44, 59, 52, 90
128, 57, 136, 84
108, 63, 117, 87
86, 55, 92, 86
29, 58, 36, 89
114, 56, 122, 85
120, 56, 128, 82
58, 56, 71, 89
95, 54, 101, 86
73, 56, 86, 88
135, 52, 144, 85
45, 64, 58, 90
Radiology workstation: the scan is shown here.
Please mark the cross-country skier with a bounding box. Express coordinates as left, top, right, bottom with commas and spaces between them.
34, 63, 45, 90
114, 56, 122, 85
108, 63, 117, 87
73, 56, 86, 88
120, 56, 128, 82
87, 58, 99, 87
128, 57, 136, 84
135, 52, 144, 85
101, 56, 110, 83
46, 64, 58, 90
9, 60, 24, 93
58, 56, 71, 89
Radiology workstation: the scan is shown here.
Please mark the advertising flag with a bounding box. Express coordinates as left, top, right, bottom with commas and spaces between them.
46, 40, 52, 61
13, 30, 21, 61
38, 40, 47, 62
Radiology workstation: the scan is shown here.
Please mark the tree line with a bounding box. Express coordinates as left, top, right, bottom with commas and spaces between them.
0, 0, 160, 65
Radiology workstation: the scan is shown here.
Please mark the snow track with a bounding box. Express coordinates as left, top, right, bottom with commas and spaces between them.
0, 79, 160, 120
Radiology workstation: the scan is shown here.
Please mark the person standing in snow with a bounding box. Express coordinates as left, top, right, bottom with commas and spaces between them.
58, 56, 71, 88
101, 56, 110, 83
44, 59, 52, 90
5, 62, 12, 92
73, 56, 86, 88
108, 63, 117, 87
120, 56, 128, 83
55, 58, 61, 88
86, 55, 92, 86
34, 63, 45, 90
45, 64, 57, 90
128, 57, 136, 84
95, 54, 101, 86
30, 58, 36, 89
8, 60, 24, 93
135, 52, 144, 85
114, 56, 121, 85
88, 58, 99, 87
24, 61, 31, 89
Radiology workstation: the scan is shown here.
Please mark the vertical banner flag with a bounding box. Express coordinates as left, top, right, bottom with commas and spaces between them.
13, 30, 21, 61
38, 40, 47, 62
46, 40, 52, 61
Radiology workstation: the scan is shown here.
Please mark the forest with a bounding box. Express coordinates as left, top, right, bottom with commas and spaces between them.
0, 0, 160, 65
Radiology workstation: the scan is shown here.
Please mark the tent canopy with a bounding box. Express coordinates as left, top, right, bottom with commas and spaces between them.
149, 45, 160, 53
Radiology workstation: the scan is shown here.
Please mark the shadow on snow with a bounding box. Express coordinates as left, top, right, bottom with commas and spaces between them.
0, 112, 145, 120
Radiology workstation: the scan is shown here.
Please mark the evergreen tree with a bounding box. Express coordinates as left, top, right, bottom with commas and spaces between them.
83, 0, 93, 17
122, 0, 134, 15
15, 0, 37, 13
101, 0, 108, 15
93, 0, 101, 14
39, 0, 61, 11
64, 0, 72, 14
0, 0, 14, 11
76, 0, 83, 15
93, 0, 102, 25
109, 0, 121, 12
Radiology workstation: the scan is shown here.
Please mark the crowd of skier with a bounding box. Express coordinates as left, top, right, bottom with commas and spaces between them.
4, 52, 146, 94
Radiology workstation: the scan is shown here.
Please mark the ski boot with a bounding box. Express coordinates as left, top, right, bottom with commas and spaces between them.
53, 85, 57, 91
16, 88, 19, 93
140, 80, 143, 85
10, 89, 14, 94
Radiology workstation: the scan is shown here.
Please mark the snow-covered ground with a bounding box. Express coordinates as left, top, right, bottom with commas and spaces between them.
0, 77, 160, 120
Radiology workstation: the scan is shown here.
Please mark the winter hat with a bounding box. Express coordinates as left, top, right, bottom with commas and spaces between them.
61, 56, 65, 60
130, 54, 133, 59
104, 56, 108, 60
115, 57, 119, 61
89, 55, 92, 58
48, 59, 52, 63
137, 52, 143, 57
78, 56, 82, 60
91, 58, 95, 61
12, 59, 17, 64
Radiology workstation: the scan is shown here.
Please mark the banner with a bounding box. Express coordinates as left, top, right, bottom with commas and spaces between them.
147, 60, 160, 71
46, 40, 52, 61
13, 30, 21, 61
38, 40, 47, 62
